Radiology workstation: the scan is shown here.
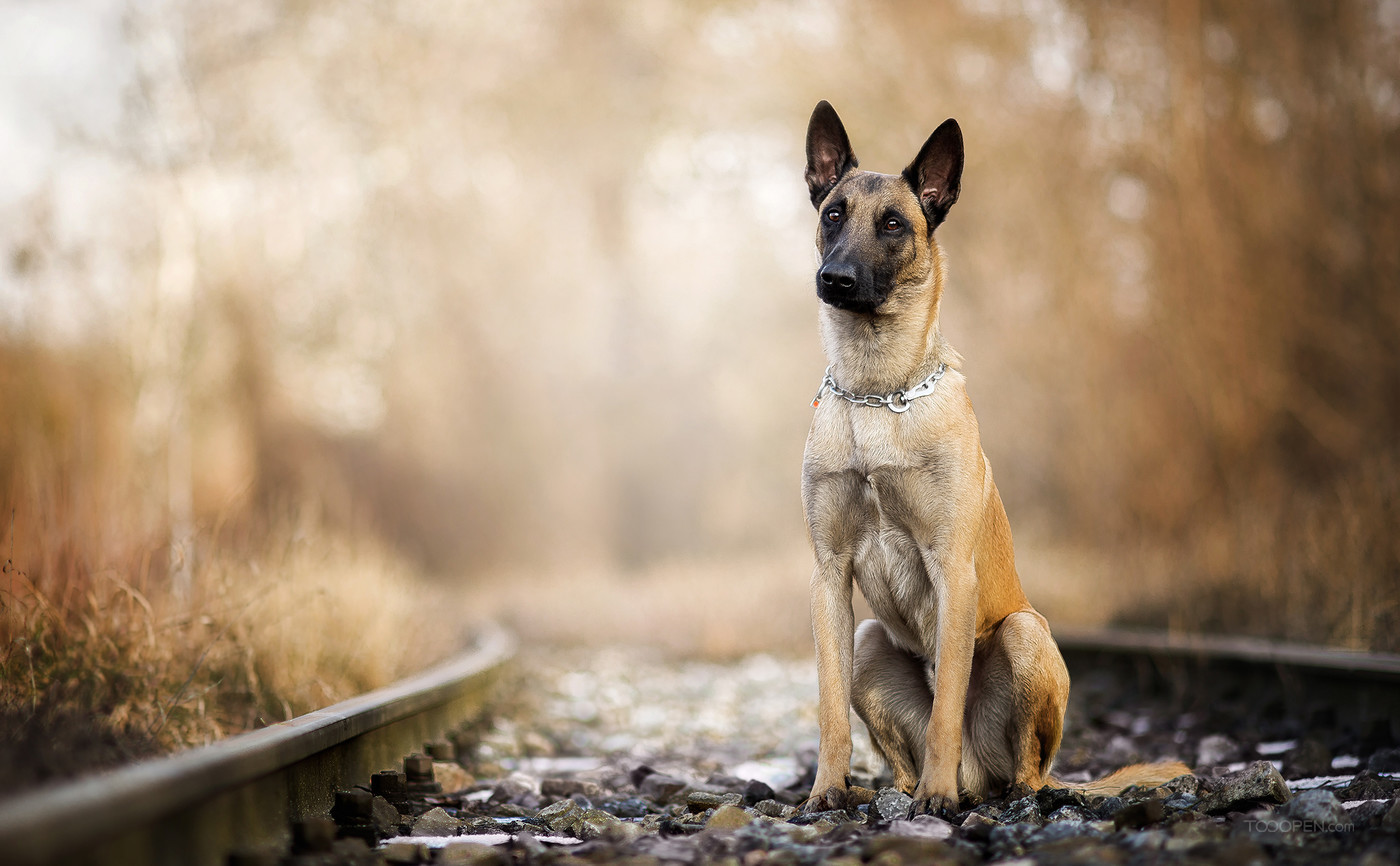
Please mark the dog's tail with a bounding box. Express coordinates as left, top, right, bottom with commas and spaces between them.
1046, 761, 1192, 797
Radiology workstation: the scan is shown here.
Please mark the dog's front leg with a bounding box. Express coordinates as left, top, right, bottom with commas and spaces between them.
910, 554, 977, 818
804, 560, 855, 812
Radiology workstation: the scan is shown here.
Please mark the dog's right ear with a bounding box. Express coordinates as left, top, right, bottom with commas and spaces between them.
805, 101, 858, 208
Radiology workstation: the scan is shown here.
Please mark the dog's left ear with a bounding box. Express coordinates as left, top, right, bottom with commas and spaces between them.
903, 119, 963, 231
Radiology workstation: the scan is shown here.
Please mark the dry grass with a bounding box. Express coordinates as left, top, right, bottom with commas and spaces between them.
0, 512, 471, 792
1119, 450, 1400, 653
0, 512, 470, 791
0, 343, 469, 793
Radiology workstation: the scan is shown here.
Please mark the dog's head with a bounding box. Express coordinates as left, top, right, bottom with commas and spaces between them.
804, 101, 963, 315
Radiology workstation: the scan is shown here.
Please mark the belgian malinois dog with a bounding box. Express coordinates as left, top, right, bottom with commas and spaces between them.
800, 101, 1188, 817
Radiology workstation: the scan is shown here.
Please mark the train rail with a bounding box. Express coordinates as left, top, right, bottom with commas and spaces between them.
1, 626, 1397, 865
1055, 627, 1400, 739
0, 625, 514, 866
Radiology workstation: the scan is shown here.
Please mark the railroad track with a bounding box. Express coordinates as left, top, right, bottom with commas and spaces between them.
0, 625, 514, 866
1, 626, 1397, 865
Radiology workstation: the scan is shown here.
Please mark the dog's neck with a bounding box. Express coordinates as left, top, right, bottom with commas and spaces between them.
817, 251, 958, 394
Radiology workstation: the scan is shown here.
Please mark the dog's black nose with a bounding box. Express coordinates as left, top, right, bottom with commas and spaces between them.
819, 263, 857, 291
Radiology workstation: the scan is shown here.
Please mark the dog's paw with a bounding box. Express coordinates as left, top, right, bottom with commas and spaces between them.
907, 794, 958, 820
800, 784, 851, 814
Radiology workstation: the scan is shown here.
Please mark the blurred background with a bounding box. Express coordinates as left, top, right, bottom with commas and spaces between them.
2, 0, 1398, 776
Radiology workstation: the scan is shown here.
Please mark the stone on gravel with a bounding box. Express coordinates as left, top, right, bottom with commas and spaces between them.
1198, 760, 1291, 814
464, 817, 508, 835
1367, 746, 1400, 772
1280, 788, 1347, 827
872, 787, 914, 822
1047, 804, 1094, 823
1382, 799, 1400, 832
541, 778, 602, 800
742, 779, 776, 805
511, 830, 547, 858
575, 808, 623, 840
1163, 791, 1200, 812
776, 822, 826, 843
639, 773, 689, 803
885, 814, 954, 840
1029, 820, 1100, 845
1347, 800, 1390, 829
789, 809, 848, 827
754, 798, 796, 819
1036, 786, 1090, 814
1287, 738, 1333, 778
957, 811, 998, 842
372, 795, 403, 836
687, 790, 742, 811
987, 822, 1036, 860
999, 794, 1043, 826
608, 821, 648, 843
1197, 733, 1240, 767
705, 804, 754, 831
1092, 795, 1124, 820
491, 802, 534, 818
601, 796, 650, 818
489, 773, 537, 803
1337, 770, 1400, 801
535, 797, 581, 833
411, 807, 461, 836
1159, 774, 1202, 796
434, 762, 473, 793
1113, 798, 1165, 830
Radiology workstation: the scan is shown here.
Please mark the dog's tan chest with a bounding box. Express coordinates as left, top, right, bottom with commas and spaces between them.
805, 405, 962, 657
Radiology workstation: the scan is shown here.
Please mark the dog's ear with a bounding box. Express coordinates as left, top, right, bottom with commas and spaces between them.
805, 101, 858, 208
903, 118, 963, 231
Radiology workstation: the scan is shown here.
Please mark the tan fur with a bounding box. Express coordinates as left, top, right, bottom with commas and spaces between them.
799, 103, 1188, 815
1046, 763, 1193, 797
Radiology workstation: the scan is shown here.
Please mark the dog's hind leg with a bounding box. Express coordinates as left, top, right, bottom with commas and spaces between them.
962, 610, 1070, 796
851, 619, 931, 795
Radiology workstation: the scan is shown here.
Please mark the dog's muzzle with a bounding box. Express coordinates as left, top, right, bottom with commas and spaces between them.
817, 262, 884, 313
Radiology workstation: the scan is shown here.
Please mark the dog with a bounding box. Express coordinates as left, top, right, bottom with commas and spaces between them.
799, 100, 1188, 816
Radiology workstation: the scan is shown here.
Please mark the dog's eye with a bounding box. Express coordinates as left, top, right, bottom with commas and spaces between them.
825, 208, 842, 223
884, 218, 902, 232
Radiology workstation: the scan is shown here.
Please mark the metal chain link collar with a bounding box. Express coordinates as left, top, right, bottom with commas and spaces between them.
812, 362, 948, 413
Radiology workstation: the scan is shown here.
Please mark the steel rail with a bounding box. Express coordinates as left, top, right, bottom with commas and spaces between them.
1056, 627, 1400, 681
0, 624, 514, 866
1055, 627, 1400, 742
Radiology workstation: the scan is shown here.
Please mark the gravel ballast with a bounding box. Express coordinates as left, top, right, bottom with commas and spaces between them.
260, 646, 1400, 865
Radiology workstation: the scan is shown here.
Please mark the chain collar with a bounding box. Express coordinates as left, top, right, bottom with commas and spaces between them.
812, 362, 948, 413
